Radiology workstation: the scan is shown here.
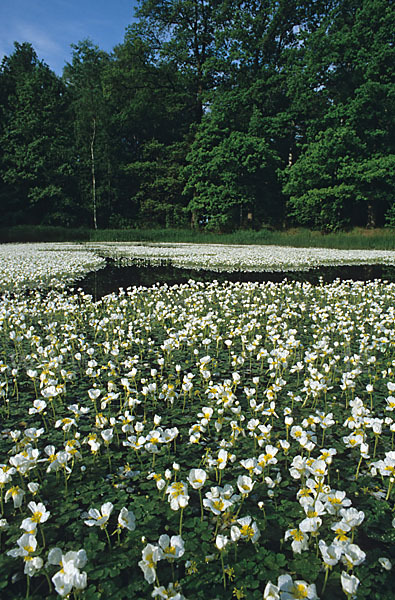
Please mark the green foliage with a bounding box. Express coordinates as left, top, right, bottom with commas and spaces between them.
124, 139, 189, 228
183, 106, 281, 231
283, 128, 395, 230
0, 43, 76, 227
281, 0, 395, 230
0, 0, 394, 231
134, 0, 222, 119
63, 40, 114, 229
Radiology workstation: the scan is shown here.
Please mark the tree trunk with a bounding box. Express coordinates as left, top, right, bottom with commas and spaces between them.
191, 209, 198, 230
90, 117, 97, 230
366, 202, 376, 228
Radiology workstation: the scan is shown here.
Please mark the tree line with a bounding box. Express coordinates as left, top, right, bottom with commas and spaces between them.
1, 0, 394, 232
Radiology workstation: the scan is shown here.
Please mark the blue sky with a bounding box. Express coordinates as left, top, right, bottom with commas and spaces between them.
0, 0, 139, 74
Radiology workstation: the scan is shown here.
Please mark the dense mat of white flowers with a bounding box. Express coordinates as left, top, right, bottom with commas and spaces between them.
0, 244, 105, 292
0, 244, 394, 599
83, 241, 395, 273
2, 242, 395, 294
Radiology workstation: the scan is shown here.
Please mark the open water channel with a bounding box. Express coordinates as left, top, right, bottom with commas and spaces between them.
76, 259, 395, 300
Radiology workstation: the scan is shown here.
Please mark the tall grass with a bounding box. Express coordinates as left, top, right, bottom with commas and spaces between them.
0, 225, 90, 243
91, 227, 395, 250
2, 225, 395, 250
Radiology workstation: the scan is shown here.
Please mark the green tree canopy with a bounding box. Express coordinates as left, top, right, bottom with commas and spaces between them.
0, 42, 75, 226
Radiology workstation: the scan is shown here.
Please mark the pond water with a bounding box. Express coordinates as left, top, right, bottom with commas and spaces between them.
75, 260, 395, 299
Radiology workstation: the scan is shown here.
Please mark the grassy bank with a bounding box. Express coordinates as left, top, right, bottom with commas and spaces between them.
91, 227, 395, 250
0, 225, 90, 243
2, 225, 395, 249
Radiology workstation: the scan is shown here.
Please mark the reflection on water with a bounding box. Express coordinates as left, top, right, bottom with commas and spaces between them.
75, 260, 395, 300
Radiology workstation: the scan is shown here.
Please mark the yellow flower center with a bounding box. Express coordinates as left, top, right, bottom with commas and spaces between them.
171, 482, 185, 497
292, 583, 308, 598
240, 525, 254, 538
213, 499, 224, 511
329, 497, 342, 505
291, 529, 304, 541
31, 511, 43, 523
334, 528, 349, 542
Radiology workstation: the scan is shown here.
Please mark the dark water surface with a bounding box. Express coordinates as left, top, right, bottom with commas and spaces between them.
75, 260, 395, 299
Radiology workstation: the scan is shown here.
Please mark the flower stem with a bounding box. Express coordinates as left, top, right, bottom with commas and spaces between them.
321, 566, 330, 596
355, 455, 363, 480
220, 552, 226, 589
179, 507, 184, 537
199, 489, 204, 522
104, 526, 112, 549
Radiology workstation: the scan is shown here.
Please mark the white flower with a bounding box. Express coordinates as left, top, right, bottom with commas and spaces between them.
277, 574, 318, 599
29, 399, 47, 414
7, 533, 43, 575
340, 571, 359, 597
0, 518, 9, 530
48, 548, 87, 596
20, 517, 37, 534
236, 475, 255, 495
187, 468, 207, 490
158, 534, 185, 560
139, 543, 161, 584
88, 388, 101, 401
118, 507, 136, 531
231, 516, 260, 544
152, 582, 185, 599
84, 502, 113, 528
216, 449, 228, 469
101, 429, 114, 444
257, 445, 279, 470
203, 488, 233, 515
339, 507, 365, 528
166, 481, 189, 511
263, 581, 280, 600
27, 482, 40, 495
24, 555, 44, 576
324, 490, 351, 514
289, 455, 309, 480
5, 485, 25, 508
378, 557, 392, 570
48, 548, 88, 597
215, 534, 228, 550
7, 533, 37, 558
284, 528, 309, 554
0, 464, 15, 485
319, 539, 342, 566
23, 501, 50, 530
299, 516, 322, 534
341, 543, 366, 568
